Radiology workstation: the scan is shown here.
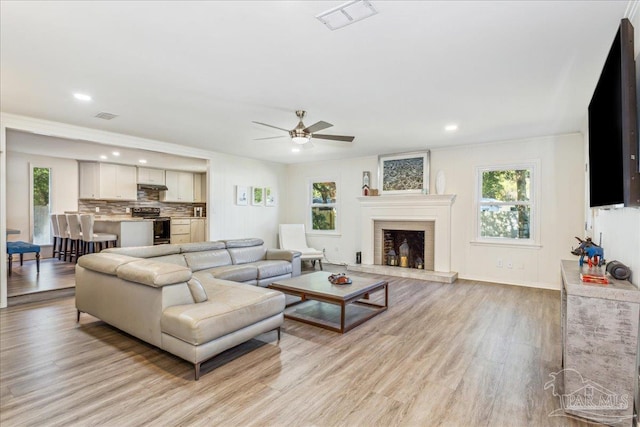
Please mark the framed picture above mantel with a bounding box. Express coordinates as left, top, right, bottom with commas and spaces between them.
378, 151, 430, 195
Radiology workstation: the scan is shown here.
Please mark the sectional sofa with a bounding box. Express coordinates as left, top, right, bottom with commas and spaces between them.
75, 238, 301, 379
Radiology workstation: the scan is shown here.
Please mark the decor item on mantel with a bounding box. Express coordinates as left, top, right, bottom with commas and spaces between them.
362, 171, 370, 196
435, 170, 446, 195
387, 249, 398, 266
378, 151, 430, 195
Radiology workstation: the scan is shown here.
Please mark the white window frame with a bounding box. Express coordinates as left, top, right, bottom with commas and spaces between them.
307, 177, 340, 236
472, 161, 541, 248
29, 162, 52, 245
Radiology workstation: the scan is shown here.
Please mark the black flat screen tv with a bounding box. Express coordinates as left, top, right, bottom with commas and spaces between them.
588, 18, 639, 208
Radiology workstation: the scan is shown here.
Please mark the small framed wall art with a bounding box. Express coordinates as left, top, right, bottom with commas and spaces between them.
252, 186, 264, 206
236, 185, 248, 206
265, 187, 277, 207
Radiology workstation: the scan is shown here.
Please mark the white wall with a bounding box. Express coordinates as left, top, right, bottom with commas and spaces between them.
6, 150, 79, 257
286, 156, 376, 264
209, 152, 287, 248
285, 133, 585, 290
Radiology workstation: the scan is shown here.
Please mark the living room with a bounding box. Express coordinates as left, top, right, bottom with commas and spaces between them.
1, 1, 639, 426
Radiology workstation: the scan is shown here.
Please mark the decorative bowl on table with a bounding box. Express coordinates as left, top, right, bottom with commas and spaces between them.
328, 273, 352, 285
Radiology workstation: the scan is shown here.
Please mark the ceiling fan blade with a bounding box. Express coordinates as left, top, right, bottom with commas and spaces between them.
311, 134, 355, 142
304, 121, 333, 134
252, 121, 290, 133
254, 135, 287, 140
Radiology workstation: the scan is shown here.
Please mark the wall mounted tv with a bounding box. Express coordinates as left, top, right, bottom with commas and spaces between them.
588, 18, 639, 208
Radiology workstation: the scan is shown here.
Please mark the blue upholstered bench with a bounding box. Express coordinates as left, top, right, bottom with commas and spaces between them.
7, 241, 40, 277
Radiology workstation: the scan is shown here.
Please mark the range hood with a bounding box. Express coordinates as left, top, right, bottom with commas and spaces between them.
137, 183, 168, 191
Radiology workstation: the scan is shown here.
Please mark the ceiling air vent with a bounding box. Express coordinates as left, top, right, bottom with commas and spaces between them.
94, 112, 118, 120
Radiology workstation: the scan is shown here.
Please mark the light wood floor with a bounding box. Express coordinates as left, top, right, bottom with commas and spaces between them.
0, 273, 599, 426
7, 257, 76, 298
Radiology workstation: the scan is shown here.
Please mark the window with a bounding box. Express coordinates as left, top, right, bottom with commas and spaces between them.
310, 180, 338, 232
477, 164, 537, 243
32, 166, 51, 245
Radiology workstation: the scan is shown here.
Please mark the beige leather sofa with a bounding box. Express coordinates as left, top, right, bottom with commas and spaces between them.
76, 239, 301, 379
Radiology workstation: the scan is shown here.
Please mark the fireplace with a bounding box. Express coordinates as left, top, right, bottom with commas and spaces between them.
353, 194, 457, 283
375, 221, 435, 270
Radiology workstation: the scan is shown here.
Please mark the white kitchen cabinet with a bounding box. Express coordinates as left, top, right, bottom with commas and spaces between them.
137, 167, 165, 185
79, 162, 100, 199
162, 171, 194, 202
170, 218, 191, 244
193, 173, 206, 203
190, 218, 206, 242
79, 162, 137, 200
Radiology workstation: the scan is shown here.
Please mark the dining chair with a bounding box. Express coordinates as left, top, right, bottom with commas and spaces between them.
56, 214, 71, 261
80, 214, 118, 254
50, 214, 61, 259
66, 214, 83, 263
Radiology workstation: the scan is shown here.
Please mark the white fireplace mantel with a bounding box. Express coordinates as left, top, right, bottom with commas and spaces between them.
358, 194, 456, 273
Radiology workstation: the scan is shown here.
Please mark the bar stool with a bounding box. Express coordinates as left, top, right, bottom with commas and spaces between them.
50, 214, 61, 259
66, 214, 83, 263
80, 214, 118, 253
56, 214, 71, 261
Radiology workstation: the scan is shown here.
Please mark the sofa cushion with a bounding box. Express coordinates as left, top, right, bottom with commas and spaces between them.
117, 260, 192, 287
161, 280, 285, 345
77, 253, 138, 275
253, 260, 292, 279
103, 244, 181, 258
224, 238, 264, 248
187, 277, 208, 303
184, 250, 232, 271
152, 254, 188, 267
228, 246, 267, 265
180, 241, 226, 253
199, 264, 258, 282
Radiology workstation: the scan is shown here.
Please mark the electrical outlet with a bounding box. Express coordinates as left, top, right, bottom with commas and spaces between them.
125, 207, 130, 213
507, 260, 513, 269
497, 259, 503, 268
95, 207, 100, 213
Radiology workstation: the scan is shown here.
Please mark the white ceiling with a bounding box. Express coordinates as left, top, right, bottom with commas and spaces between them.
0, 1, 632, 164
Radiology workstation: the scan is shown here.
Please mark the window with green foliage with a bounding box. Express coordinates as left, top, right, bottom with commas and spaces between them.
32, 167, 51, 245
478, 166, 533, 241
310, 181, 337, 232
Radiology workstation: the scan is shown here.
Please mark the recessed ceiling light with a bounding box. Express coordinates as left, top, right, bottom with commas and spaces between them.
112, 151, 120, 156
291, 147, 301, 153
73, 93, 92, 101
445, 124, 459, 132
139, 159, 147, 164
100, 155, 107, 160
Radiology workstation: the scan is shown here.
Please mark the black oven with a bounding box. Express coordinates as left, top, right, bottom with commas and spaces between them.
131, 207, 171, 245
153, 217, 171, 245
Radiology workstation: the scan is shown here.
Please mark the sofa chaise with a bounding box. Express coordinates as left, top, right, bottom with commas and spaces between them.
75, 238, 301, 379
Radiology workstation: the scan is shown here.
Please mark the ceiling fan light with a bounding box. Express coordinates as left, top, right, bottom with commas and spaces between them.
292, 136, 309, 145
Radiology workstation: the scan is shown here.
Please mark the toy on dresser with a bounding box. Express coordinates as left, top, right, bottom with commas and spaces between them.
570, 236, 605, 268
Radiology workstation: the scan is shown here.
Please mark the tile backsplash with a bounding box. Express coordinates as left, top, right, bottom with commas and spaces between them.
78, 189, 206, 217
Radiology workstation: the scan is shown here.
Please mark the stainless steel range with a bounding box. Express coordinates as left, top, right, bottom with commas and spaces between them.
131, 207, 171, 245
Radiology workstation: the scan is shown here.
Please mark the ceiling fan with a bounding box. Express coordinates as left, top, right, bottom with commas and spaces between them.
252, 110, 355, 145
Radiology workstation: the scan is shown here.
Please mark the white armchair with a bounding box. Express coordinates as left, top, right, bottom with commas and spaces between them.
278, 224, 323, 270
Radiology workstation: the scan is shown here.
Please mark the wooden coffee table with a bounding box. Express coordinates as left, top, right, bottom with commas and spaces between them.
269, 271, 388, 333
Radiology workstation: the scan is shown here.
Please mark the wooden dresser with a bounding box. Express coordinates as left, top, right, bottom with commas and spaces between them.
560, 260, 639, 427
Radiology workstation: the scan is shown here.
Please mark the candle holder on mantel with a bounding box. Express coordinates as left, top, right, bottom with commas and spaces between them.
399, 239, 409, 268
415, 257, 424, 269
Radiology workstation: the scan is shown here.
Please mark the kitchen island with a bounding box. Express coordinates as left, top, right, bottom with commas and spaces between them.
93, 217, 153, 247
